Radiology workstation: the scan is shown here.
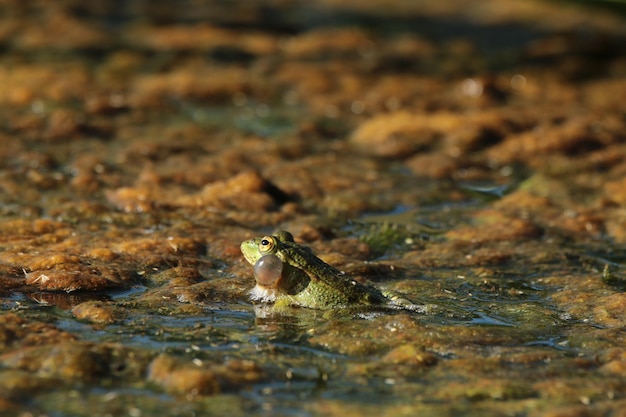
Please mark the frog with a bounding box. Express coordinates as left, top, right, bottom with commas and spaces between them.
240, 230, 410, 311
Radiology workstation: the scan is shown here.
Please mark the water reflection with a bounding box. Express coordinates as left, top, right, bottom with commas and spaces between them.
27, 291, 111, 309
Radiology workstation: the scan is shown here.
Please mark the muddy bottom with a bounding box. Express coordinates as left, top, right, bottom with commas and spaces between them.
1, 1, 625, 416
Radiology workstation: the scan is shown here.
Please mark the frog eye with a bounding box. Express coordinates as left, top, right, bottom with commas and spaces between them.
258, 236, 276, 253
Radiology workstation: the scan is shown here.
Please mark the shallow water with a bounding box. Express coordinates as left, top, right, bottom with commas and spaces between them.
1, 0, 626, 416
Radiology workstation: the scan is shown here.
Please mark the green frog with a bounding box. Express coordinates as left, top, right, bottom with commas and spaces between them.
240, 230, 410, 311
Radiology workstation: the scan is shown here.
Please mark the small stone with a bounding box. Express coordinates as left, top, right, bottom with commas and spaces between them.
71, 301, 119, 325
147, 354, 220, 396
381, 344, 438, 367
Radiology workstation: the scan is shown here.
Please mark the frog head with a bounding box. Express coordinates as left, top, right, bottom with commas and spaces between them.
240, 231, 310, 301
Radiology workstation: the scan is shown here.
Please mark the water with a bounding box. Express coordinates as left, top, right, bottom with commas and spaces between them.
1, 0, 625, 416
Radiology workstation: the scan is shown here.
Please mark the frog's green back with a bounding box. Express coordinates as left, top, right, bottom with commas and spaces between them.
277, 237, 389, 307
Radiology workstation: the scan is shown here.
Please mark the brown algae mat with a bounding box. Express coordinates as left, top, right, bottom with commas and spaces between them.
0, 0, 625, 416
